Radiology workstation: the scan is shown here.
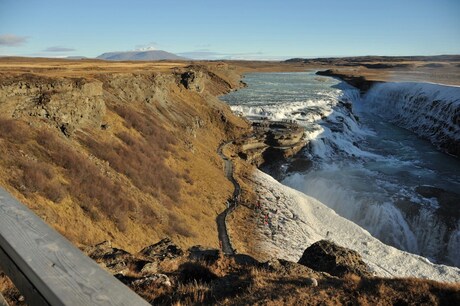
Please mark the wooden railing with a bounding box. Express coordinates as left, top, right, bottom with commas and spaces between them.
0, 188, 149, 306
0, 292, 8, 306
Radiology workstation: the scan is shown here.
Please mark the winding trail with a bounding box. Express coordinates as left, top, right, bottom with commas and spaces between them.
216, 141, 241, 254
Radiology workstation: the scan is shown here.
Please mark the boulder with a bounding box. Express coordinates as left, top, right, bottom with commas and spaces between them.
115, 273, 171, 288
84, 241, 150, 274
305, 277, 318, 287
84, 241, 129, 259
261, 258, 323, 279
298, 240, 372, 278
140, 262, 159, 274
139, 238, 184, 260
188, 245, 221, 262
132, 274, 172, 287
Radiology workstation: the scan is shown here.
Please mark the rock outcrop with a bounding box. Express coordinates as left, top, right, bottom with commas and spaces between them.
235, 121, 306, 168
0, 75, 105, 136
178, 70, 204, 93
316, 69, 379, 93
75, 238, 460, 305
298, 240, 373, 278
139, 238, 184, 261
84, 241, 150, 275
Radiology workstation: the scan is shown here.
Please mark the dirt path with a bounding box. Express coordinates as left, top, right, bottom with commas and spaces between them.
216, 141, 241, 255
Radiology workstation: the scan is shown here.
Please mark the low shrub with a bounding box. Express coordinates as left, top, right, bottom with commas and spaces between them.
35, 129, 135, 230
11, 159, 65, 203
82, 104, 181, 202
0, 118, 29, 142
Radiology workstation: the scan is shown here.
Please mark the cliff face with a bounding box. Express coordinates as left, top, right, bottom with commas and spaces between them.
0, 61, 250, 252
316, 69, 380, 93
0, 75, 105, 136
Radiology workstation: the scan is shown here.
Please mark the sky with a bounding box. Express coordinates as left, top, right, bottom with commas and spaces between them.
0, 0, 459, 59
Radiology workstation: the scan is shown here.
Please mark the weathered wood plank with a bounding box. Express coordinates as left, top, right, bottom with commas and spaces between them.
0, 291, 9, 306
0, 246, 49, 306
0, 188, 150, 306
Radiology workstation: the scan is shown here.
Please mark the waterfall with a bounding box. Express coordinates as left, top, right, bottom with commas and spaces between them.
284, 82, 460, 267
363, 82, 460, 157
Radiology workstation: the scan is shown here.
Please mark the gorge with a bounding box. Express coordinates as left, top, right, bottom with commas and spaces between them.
222, 72, 460, 271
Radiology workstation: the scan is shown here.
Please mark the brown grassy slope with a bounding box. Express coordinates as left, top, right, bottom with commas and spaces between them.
0, 59, 250, 252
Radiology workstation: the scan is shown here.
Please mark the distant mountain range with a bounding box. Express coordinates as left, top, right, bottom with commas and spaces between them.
96, 50, 187, 61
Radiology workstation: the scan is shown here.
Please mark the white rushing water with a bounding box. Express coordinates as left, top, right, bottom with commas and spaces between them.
221, 72, 460, 268
364, 82, 460, 157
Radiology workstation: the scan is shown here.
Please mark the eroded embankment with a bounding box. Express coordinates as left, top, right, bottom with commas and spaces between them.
0, 63, 250, 252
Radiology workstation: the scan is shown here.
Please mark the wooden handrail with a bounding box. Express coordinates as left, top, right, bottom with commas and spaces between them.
0, 291, 8, 306
0, 188, 149, 306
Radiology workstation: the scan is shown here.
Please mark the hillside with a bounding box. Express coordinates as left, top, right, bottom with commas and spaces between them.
97, 50, 187, 61
0, 58, 249, 253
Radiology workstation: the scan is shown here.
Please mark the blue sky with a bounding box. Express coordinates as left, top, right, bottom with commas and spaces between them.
1, 0, 459, 59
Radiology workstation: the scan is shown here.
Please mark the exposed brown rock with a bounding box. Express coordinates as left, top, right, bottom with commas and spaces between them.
84, 241, 150, 274
188, 245, 221, 263
298, 240, 373, 278
0, 75, 105, 136
139, 238, 184, 261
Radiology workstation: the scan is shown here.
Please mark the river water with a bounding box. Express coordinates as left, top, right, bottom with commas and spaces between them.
221, 72, 460, 267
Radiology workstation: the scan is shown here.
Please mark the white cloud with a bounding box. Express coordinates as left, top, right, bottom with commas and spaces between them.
0, 34, 28, 47
42, 46, 76, 52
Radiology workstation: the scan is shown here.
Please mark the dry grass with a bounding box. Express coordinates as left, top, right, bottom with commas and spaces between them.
39, 129, 138, 229
0, 57, 188, 78
0, 119, 29, 141
81, 104, 180, 202
12, 159, 65, 203
122, 253, 460, 305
